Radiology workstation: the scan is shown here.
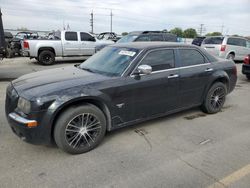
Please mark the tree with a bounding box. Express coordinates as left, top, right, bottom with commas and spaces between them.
17, 27, 29, 31
183, 28, 197, 38
122, 32, 128, 36
206, 32, 222, 36
169, 27, 183, 37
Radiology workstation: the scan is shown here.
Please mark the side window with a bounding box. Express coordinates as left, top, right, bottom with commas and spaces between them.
149, 34, 164, 41
135, 35, 150, 41
80, 32, 95, 41
65, 32, 78, 41
239, 39, 246, 47
247, 41, 250, 48
227, 38, 246, 47
179, 49, 205, 66
139, 49, 175, 71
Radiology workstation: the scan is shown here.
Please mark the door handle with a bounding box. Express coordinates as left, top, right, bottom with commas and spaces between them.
205, 68, 213, 72
168, 74, 179, 79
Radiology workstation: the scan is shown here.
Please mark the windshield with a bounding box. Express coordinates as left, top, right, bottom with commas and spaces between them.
117, 35, 138, 43
80, 47, 140, 76
203, 37, 224, 44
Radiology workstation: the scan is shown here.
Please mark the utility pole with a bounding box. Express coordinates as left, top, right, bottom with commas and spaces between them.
90, 10, 94, 34
221, 24, 224, 35
199, 24, 204, 36
110, 9, 113, 33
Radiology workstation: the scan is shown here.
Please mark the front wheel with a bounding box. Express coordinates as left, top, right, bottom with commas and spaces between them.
38, 50, 55, 65
201, 82, 227, 114
54, 104, 107, 154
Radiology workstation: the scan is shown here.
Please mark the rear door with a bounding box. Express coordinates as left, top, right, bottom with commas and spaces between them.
62, 31, 81, 56
202, 37, 224, 57
80, 32, 96, 55
178, 48, 213, 107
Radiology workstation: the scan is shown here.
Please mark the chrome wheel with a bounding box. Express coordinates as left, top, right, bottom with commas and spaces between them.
65, 113, 101, 149
210, 87, 226, 111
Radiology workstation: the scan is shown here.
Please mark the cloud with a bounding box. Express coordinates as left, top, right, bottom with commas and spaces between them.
1, 0, 250, 35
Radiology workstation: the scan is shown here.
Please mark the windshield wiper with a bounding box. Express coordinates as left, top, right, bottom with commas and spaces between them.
81, 67, 95, 73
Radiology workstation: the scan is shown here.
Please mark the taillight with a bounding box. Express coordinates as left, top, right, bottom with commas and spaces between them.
243, 55, 250, 65
23, 40, 29, 49
220, 45, 226, 52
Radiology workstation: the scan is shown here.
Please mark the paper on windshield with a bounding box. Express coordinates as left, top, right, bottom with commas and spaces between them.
119, 50, 136, 57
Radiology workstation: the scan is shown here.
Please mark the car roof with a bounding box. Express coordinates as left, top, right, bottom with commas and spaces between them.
128, 31, 174, 35
111, 42, 198, 50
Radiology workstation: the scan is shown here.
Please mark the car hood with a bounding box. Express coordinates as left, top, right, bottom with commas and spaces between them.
12, 65, 110, 99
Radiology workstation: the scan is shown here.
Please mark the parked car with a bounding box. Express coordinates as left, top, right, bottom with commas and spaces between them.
192, 36, 206, 46
22, 30, 114, 65
201, 36, 250, 61
97, 32, 121, 42
117, 31, 177, 43
6, 42, 237, 154
242, 54, 250, 80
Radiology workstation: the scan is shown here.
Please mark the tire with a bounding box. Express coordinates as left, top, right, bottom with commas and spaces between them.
227, 53, 235, 61
247, 75, 250, 80
201, 82, 227, 114
6, 48, 14, 58
54, 104, 107, 154
38, 50, 55, 65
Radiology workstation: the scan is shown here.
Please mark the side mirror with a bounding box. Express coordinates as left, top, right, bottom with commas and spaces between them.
137, 65, 152, 75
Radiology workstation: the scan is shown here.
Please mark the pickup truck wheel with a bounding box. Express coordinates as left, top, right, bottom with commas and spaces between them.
38, 50, 55, 65
201, 82, 227, 114
6, 48, 14, 58
54, 104, 106, 154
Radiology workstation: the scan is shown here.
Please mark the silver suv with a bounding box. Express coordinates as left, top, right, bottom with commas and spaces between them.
201, 36, 250, 61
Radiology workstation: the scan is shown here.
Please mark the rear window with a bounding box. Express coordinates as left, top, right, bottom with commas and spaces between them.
65, 32, 78, 41
203, 37, 224, 45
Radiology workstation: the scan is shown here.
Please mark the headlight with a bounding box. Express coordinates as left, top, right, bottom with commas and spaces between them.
17, 97, 31, 114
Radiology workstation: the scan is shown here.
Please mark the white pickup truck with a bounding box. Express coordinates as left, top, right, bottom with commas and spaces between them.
22, 30, 114, 65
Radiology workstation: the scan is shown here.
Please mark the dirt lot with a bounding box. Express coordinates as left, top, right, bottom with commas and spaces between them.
0, 58, 250, 188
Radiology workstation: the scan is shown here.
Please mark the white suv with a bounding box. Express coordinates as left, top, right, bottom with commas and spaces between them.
201, 36, 250, 61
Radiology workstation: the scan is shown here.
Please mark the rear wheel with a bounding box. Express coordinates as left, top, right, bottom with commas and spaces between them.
54, 104, 106, 154
38, 50, 55, 65
227, 53, 235, 61
201, 82, 227, 114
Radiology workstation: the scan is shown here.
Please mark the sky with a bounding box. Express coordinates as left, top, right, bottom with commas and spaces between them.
0, 0, 250, 36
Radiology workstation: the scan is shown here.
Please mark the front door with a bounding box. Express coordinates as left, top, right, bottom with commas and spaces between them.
112, 49, 180, 123
80, 32, 96, 56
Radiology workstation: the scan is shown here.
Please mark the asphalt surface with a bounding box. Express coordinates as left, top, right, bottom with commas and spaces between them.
0, 58, 250, 188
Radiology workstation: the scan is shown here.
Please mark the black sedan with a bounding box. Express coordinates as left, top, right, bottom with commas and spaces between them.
5, 42, 237, 154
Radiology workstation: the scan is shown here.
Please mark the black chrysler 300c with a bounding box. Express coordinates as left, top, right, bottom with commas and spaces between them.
5, 42, 237, 154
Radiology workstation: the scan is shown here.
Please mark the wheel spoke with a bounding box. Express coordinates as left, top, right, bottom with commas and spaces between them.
66, 129, 79, 133
84, 113, 90, 127
68, 124, 80, 130
87, 122, 100, 129
82, 134, 90, 146
73, 135, 83, 148
69, 133, 80, 146
86, 132, 95, 143
87, 126, 101, 132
